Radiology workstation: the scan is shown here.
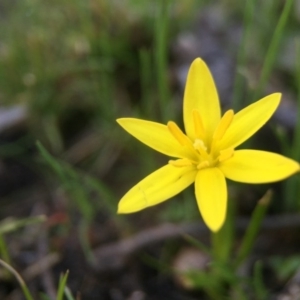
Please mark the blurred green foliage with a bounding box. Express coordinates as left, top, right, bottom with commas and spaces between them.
0, 0, 300, 299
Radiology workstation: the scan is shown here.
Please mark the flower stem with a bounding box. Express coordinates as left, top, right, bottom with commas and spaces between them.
211, 197, 235, 264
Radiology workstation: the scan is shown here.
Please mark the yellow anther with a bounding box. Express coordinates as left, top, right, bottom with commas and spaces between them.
193, 139, 207, 151
213, 109, 234, 141
192, 109, 206, 139
193, 139, 209, 158
169, 158, 193, 167
167, 121, 191, 146
218, 148, 234, 162
197, 161, 210, 169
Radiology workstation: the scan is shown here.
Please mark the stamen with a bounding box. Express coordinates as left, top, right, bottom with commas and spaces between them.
218, 148, 234, 162
193, 139, 207, 151
192, 109, 205, 139
169, 158, 193, 167
193, 139, 209, 158
197, 161, 210, 169
167, 121, 191, 146
213, 109, 234, 141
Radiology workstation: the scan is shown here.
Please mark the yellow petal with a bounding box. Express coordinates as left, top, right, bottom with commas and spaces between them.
195, 168, 227, 232
117, 118, 195, 160
183, 58, 221, 142
218, 93, 281, 150
118, 164, 197, 213
219, 150, 300, 183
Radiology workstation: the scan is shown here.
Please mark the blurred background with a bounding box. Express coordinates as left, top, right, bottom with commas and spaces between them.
1, 0, 300, 299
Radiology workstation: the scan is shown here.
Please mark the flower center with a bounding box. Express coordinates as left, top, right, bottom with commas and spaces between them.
168, 109, 235, 169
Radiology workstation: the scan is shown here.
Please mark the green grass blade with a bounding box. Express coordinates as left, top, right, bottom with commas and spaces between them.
283, 39, 300, 211
253, 261, 269, 299
79, 220, 96, 264
37, 141, 95, 220
139, 48, 153, 117
0, 234, 10, 266
292, 40, 300, 161
0, 259, 34, 300
253, 0, 294, 100
154, 0, 171, 120
0, 216, 46, 235
57, 270, 69, 300
231, 0, 257, 110
235, 190, 272, 268
36, 141, 68, 183
64, 286, 76, 300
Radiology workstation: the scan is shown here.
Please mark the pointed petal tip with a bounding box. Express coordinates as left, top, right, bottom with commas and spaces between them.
191, 57, 204, 65
190, 58, 209, 73
117, 203, 126, 214
117, 206, 127, 214
207, 219, 225, 232
259, 92, 282, 111
268, 92, 282, 105
274, 92, 282, 97
204, 206, 226, 232
117, 200, 138, 214
116, 118, 128, 125
116, 118, 125, 127
117, 202, 123, 213
116, 118, 137, 132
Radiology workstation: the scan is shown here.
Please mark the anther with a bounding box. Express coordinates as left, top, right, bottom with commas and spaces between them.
167, 121, 191, 146
169, 158, 193, 167
192, 109, 206, 139
213, 109, 234, 141
193, 139, 209, 159
218, 148, 234, 162
197, 161, 210, 169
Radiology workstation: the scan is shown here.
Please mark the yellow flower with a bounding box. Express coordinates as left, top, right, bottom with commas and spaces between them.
116, 58, 299, 232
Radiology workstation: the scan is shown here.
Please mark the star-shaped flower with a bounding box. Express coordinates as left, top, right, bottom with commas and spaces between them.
116, 58, 299, 232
